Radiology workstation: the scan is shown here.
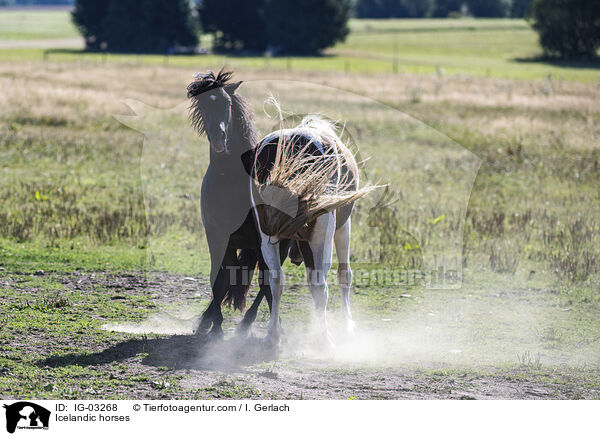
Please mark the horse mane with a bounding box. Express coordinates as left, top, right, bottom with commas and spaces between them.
187, 69, 233, 97
187, 69, 258, 149
231, 92, 259, 148
255, 113, 379, 241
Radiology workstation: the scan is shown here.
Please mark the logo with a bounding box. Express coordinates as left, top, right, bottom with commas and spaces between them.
3, 402, 50, 434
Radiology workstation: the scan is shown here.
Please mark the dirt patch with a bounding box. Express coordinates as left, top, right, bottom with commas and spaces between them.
2, 271, 599, 400
39, 331, 599, 400
54, 271, 213, 305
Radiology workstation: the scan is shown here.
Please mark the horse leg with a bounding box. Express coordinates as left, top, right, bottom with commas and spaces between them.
302, 213, 336, 348
226, 248, 257, 310
238, 261, 273, 330
197, 245, 238, 338
259, 234, 284, 347
289, 240, 303, 265
334, 218, 355, 334
197, 232, 228, 334
298, 216, 335, 347
239, 288, 263, 334
234, 249, 258, 335
239, 239, 291, 333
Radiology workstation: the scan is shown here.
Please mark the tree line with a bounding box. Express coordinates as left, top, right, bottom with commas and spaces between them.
356, 0, 529, 18
72, 0, 599, 59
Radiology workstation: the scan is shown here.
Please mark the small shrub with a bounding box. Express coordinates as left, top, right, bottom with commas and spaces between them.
408, 86, 424, 104
548, 219, 598, 282
488, 239, 521, 274
517, 350, 542, 368
472, 211, 505, 237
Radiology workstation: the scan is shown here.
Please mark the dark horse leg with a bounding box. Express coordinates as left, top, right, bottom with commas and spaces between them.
227, 248, 257, 312
197, 246, 239, 338
237, 256, 271, 333
238, 241, 292, 333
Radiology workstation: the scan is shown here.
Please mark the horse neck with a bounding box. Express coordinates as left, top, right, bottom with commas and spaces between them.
209, 95, 256, 175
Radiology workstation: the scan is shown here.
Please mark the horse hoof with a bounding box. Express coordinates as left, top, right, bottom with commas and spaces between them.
262, 334, 281, 349
345, 320, 356, 336
208, 328, 224, 341
194, 327, 210, 338
314, 333, 336, 353
236, 321, 252, 337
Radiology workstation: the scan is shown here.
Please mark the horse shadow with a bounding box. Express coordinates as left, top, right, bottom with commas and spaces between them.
37, 334, 279, 372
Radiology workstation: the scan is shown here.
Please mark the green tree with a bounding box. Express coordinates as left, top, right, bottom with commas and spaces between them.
466, 0, 508, 16
264, 0, 351, 54
403, 0, 434, 17
72, 0, 110, 51
430, 0, 464, 17
510, 0, 531, 17
530, 0, 600, 59
199, 0, 267, 51
355, 0, 432, 17
72, 0, 198, 53
199, 0, 351, 54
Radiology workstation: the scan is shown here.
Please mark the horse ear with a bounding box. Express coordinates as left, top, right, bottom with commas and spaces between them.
224, 81, 242, 95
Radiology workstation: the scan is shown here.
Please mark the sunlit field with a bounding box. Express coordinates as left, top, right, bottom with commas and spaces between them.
0, 9, 599, 399
0, 9, 599, 80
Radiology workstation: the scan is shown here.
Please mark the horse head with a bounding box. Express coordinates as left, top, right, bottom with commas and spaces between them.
187, 69, 242, 154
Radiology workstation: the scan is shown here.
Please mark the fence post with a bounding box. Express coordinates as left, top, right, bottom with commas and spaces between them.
393, 38, 399, 74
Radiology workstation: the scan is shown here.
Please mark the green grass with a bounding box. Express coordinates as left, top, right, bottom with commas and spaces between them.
0, 11, 599, 399
0, 272, 157, 399
0, 11, 598, 81
0, 238, 146, 273
335, 18, 600, 81
0, 10, 78, 40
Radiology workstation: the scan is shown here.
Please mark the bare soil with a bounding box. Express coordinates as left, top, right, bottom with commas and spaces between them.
4, 272, 590, 400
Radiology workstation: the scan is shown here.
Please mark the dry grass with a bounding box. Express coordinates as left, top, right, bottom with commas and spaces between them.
0, 61, 598, 291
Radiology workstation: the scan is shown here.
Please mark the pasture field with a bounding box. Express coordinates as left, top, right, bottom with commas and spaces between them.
0, 11, 599, 399
0, 9, 599, 81
0, 8, 75, 41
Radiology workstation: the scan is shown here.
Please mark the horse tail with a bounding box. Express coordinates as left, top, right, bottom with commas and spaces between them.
223, 249, 256, 311
254, 115, 379, 242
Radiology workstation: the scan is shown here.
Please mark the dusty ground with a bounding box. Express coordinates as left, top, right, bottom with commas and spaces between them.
3, 271, 594, 400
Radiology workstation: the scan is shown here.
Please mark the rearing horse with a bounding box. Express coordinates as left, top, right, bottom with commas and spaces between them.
250, 114, 376, 346
187, 70, 291, 338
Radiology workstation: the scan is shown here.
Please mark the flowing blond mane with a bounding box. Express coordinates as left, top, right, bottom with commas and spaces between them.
254, 111, 378, 241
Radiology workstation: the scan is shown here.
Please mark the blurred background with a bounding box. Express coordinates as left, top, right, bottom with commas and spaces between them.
0, 0, 598, 75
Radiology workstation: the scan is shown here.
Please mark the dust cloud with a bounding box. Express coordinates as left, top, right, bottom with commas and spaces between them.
101, 291, 598, 370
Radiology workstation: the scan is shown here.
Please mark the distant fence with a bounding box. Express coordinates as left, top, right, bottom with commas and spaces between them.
41, 49, 409, 75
